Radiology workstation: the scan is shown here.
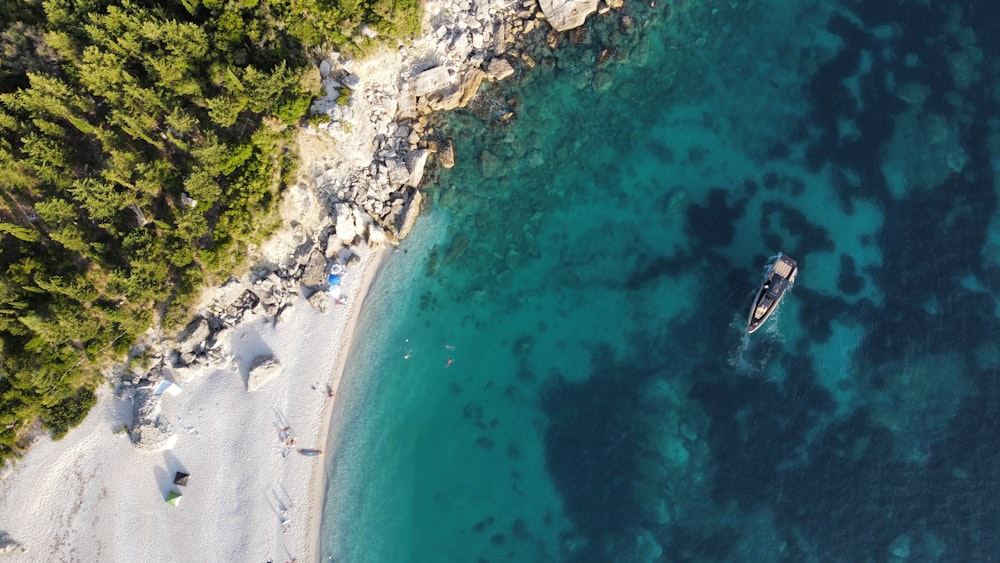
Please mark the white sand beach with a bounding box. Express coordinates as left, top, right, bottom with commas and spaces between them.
0, 242, 384, 562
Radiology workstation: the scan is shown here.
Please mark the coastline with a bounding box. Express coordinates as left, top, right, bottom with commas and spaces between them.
0, 243, 385, 562
306, 246, 388, 562
0, 0, 611, 557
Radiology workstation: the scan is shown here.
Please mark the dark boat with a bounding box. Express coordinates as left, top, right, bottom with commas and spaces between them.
747, 254, 798, 334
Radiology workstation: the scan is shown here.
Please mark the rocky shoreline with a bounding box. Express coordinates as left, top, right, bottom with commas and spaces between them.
119, 0, 628, 448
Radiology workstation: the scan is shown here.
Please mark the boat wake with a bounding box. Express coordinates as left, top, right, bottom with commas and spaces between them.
730, 252, 797, 375
728, 310, 784, 376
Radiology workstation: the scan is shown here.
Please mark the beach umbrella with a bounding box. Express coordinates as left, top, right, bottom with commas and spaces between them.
165, 491, 182, 507
173, 471, 190, 487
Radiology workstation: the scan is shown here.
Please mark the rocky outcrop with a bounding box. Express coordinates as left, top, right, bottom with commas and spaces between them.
303, 0, 545, 237
413, 68, 485, 113
299, 0, 623, 247
539, 0, 599, 31
127, 383, 176, 451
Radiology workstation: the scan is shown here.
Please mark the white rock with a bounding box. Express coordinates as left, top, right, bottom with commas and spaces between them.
386, 159, 410, 184
495, 22, 507, 55
538, 0, 599, 31
367, 225, 389, 248
352, 208, 371, 238
486, 57, 515, 81
247, 355, 282, 392
335, 204, 358, 243
325, 234, 343, 258
397, 89, 418, 118
178, 318, 211, 355
413, 66, 452, 97
398, 191, 423, 240
451, 33, 471, 56
405, 150, 430, 187
307, 291, 330, 313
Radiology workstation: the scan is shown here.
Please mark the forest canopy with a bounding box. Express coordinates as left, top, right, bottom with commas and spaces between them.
0, 0, 420, 461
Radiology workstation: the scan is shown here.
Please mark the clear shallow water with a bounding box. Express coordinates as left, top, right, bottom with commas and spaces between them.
322, 1, 1000, 561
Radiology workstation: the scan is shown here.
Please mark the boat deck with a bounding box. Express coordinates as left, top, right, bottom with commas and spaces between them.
772, 259, 794, 278
747, 254, 798, 333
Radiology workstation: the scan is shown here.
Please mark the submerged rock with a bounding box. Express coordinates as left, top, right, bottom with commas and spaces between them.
889, 534, 911, 559
440, 139, 456, 168
479, 149, 505, 178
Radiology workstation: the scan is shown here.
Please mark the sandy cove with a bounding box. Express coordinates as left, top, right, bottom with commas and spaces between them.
0, 243, 384, 562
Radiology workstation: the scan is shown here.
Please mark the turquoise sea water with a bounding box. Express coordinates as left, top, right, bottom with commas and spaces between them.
322, 1, 1000, 561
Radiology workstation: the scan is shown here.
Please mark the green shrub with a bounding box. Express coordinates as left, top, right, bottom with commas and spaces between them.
336, 87, 352, 106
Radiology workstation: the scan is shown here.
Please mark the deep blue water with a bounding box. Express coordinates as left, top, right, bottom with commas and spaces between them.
321, 1, 1000, 561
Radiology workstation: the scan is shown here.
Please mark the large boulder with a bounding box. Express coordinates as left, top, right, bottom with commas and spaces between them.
424, 69, 484, 111
385, 158, 410, 185
538, 0, 599, 31
413, 66, 452, 98
178, 318, 211, 355
405, 149, 429, 187
247, 354, 283, 392
334, 204, 358, 244
307, 290, 330, 313
485, 57, 515, 82
398, 190, 423, 240
300, 249, 328, 287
